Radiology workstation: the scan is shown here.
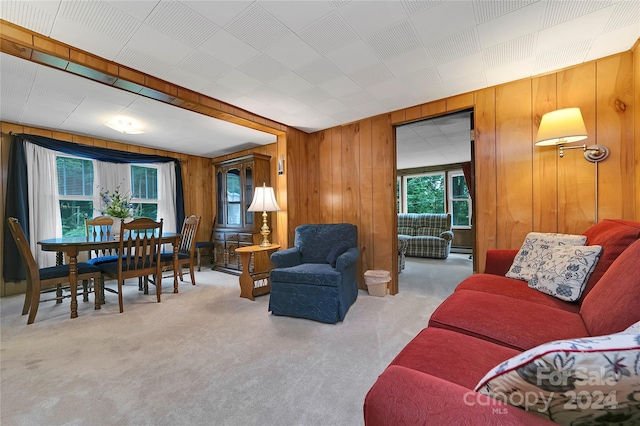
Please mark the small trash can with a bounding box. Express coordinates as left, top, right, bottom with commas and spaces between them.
364, 270, 391, 297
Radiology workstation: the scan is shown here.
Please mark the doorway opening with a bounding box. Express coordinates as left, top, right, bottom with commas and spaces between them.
395, 109, 475, 292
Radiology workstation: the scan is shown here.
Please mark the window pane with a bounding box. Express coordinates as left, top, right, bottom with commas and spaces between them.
131, 166, 158, 199
59, 200, 93, 237
451, 175, 469, 198
133, 203, 157, 220
406, 175, 445, 213
452, 200, 470, 227
57, 157, 93, 196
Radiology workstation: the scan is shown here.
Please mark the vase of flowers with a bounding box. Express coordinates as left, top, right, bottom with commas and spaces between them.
99, 186, 134, 239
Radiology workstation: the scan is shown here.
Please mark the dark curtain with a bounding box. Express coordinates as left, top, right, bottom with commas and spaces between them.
3, 133, 185, 281
461, 161, 474, 202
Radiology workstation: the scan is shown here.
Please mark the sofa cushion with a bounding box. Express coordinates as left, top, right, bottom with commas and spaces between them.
529, 245, 602, 302
579, 219, 640, 302
475, 331, 640, 425
270, 263, 342, 287
428, 290, 590, 351
389, 328, 520, 390
580, 238, 640, 336
506, 232, 587, 282
454, 274, 581, 312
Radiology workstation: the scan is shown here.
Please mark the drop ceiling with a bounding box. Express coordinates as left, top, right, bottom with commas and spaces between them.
1, 1, 638, 158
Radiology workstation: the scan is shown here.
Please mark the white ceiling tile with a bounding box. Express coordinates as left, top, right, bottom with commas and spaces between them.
473, 0, 538, 24
541, 0, 615, 29
585, 23, 640, 62
325, 40, 381, 74
199, 82, 243, 104
378, 93, 415, 110
295, 87, 333, 105
482, 33, 536, 69
225, 4, 292, 50
0, 0, 59, 35
121, 24, 194, 66
349, 63, 395, 87
273, 97, 312, 115
104, 1, 158, 21
534, 39, 591, 75
216, 70, 264, 94
476, 2, 545, 49
366, 79, 410, 100
49, 15, 128, 60
144, 1, 219, 48
318, 75, 361, 97
338, 90, 376, 107
436, 52, 484, 82
401, 0, 442, 17
264, 34, 323, 70
537, 7, 614, 51
485, 57, 535, 87
259, 1, 335, 32
296, 58, 343, 85
355, 101, 387, 118
314, 98, 351, 115
178, 51, 232, 81
298, 12, 360, 53
181, 1, 253, 28
330, 109, 364, 124
238, 54, 290, 83
426, 28, 480, 65
411, 1, 477, 44
268, 72, 315, 96
246, 85, 288, 105
197, 29, 259, 68
443, 70, 486, 96
162, 67, 214, 92
58, 0, 140, 44
604, 1, 640, 33
382, 47, 433, 78
366, 19, 423, 59
87, 83, 137, 107
338, 1, 408, 38
115, 46, 175, 79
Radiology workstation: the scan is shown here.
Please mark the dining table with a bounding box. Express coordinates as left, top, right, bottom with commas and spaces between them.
37, 232, 181, 319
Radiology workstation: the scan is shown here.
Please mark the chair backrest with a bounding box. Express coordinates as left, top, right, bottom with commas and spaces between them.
6, 217, 39, 285
178, 215, 201, 256
85, 216, 114, 257
117, 218, 163, 277
294, 223, 358, 264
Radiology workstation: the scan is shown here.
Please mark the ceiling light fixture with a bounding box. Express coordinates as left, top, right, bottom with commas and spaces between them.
105, 117, 145, 134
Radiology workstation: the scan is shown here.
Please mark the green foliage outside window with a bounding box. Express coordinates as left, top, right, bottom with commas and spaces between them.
406, 175, 445, 213
57, 157, 94, 237
451, 175, 470, 227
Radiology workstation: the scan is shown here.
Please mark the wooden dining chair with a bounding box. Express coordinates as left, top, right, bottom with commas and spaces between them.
195, 216, 215, 271
98, 218, 163, 313
84, 216, 118, 265
7, 217, 102, 324
160, 215, 200, 285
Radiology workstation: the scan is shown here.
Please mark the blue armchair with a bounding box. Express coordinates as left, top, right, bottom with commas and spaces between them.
269, 223, 360, 324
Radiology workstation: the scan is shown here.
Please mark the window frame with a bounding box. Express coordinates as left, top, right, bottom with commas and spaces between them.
400, 172, 446, 214
448, 170, 472, 229
130, 164, 159, 220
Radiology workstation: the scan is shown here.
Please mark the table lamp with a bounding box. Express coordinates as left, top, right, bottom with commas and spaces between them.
247, 183, 281, 247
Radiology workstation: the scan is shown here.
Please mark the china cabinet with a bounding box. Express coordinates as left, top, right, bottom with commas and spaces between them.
213, 153, 271, 274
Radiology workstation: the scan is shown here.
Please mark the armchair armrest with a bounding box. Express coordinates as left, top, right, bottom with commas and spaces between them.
335, 247, 359, 271
270, 248, 302, 268
439, 230, 454, 241
364, 365, 555, 426
484, 249, 519, 276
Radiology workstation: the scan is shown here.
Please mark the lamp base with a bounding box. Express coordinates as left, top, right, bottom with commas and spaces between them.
258, 211, 272, 247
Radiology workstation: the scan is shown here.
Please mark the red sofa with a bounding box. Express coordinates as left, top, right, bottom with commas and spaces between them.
364, 219, 640, 425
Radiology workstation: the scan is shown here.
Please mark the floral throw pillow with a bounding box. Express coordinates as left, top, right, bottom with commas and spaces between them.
528, 245, 602, 302
475, 331, 640, 425
505, 232, 587, 282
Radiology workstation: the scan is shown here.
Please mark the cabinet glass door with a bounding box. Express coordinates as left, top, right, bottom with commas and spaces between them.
216, 170, 223, 224
226, 168, 241, 226
245, 165, 253, 225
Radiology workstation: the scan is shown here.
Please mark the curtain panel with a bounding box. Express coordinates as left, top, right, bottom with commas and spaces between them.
3, 133, 185, 282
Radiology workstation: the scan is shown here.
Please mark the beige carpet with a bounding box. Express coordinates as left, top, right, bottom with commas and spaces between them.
0, 255, 472, 426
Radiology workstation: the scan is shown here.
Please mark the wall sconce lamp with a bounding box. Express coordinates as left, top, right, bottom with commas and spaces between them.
247, 183, 281, 247
534, 107, 608, 162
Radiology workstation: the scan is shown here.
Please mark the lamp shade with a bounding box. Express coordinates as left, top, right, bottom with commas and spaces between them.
247, 184, 281, 212
535, 107, 588, 146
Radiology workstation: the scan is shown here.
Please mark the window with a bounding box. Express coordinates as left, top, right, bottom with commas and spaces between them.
403, 173, 445, 214
449, 171, 471, 228
57, 156, 95, 237
131, 165, 158, 219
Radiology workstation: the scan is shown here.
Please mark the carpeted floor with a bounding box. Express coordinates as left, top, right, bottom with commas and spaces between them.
0, 254, 472, 426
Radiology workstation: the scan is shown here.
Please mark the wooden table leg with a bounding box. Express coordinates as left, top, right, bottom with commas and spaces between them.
173, 238, 179, 293
238, 251, 254, 300
68, 250, 79, 319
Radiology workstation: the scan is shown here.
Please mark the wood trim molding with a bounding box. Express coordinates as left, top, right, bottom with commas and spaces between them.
0, 20, 286, 137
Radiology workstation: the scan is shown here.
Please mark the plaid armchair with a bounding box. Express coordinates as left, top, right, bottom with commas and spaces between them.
398, 213, 454, 259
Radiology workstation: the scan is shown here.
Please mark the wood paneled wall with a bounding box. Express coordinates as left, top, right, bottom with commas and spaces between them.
0, 122, 216, 296
289, 50, 637, 294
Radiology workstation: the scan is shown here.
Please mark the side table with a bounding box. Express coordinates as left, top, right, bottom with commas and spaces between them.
235, 244, 281, 300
